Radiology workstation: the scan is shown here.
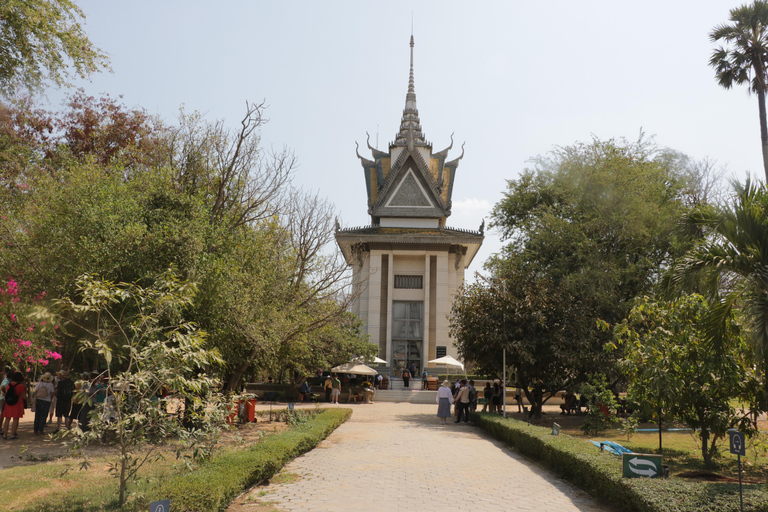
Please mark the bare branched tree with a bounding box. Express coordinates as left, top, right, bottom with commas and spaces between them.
166, 101, 295, 229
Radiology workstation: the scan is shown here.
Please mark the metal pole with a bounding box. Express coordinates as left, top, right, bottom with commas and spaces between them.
738, 453, 744, 512
502, 349, 506, 418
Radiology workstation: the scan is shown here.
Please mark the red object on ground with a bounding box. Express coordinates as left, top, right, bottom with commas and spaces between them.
245, 399, 257, 422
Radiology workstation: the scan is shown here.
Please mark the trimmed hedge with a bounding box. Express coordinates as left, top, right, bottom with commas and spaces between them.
472, 412, 768, 512
156, 408, 351, 512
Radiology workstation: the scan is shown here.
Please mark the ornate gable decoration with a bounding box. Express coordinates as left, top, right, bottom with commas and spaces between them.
387, 170, 433, 208
356, 36, 464, 222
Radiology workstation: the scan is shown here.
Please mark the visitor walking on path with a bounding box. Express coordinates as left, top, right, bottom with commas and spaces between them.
33, 372, 55, 435
436, 380, 453, 425
401, 368, 410, 388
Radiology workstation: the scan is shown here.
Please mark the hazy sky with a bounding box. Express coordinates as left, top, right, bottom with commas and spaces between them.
53, 1, 762, 276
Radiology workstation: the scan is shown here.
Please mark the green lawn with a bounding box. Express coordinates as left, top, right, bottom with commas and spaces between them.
559, 424, 768, 481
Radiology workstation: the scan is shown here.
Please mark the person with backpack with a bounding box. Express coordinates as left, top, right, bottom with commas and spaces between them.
33, 372, 55, 435
54, 371, 75, 433
2, 371, 26, 439
401, 367, 411, 388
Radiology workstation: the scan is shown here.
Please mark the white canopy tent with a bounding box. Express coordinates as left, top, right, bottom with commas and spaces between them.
428, 355, 465, 376
330, 362, 378, 376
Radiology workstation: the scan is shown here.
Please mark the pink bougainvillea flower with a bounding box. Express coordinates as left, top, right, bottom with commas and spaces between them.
54, 325, 58, 330
9, 313, 15, 322
26, 327, 33, 332
40, 321, 46, 325
19, 340, 31, 347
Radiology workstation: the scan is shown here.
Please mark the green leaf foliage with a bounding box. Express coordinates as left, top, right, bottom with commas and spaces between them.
0, 0, 110, 96
473, 412, 768, 512
614, 294, 761, 466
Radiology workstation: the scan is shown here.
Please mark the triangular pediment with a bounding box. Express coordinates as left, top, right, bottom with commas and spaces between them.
371, 155, 446, 218
386, 170, 434, 208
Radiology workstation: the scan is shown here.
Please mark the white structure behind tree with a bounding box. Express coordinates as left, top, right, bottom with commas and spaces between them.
335, 36, 483, 377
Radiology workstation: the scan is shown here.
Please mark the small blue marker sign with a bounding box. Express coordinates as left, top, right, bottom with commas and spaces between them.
150, 499, 170, 512
730, 431, 746, 456
288, 403, 294, 410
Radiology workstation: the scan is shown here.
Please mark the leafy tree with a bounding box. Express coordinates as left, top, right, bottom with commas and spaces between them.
450, 269, 605, 419
710, 0, 768, 182
666, 179, 768, 409
0, 0, 109, 96
0, 94, 365, 391
58, 270, 228, 507
577, 376, 620, 436
472, 137, 695, 400
613, 295, 760, 466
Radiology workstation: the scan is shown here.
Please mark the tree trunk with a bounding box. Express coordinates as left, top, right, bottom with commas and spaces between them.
225, 347, 259, 392
657, 407, 663, 454
701, 429, 714, 468
757, 86, 768, 184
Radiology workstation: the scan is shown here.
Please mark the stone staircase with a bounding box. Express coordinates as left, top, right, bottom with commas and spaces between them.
374, 379, 437, 403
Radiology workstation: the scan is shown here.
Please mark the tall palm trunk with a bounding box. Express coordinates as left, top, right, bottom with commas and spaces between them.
758, 85, 768, 183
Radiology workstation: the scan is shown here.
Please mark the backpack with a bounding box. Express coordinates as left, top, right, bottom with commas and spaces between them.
5, 383, 19, 406
36, 384, 49, 400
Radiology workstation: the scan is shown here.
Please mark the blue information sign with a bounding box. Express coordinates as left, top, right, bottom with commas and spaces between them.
150, 499, 170, 512
730, 431, 746, 456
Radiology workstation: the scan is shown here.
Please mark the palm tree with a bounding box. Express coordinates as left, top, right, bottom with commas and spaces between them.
669, 179, 768, 406
710, 1, 768, 182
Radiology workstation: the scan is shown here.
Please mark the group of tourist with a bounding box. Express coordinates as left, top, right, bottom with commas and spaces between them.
0, 369, 107, 440
435, 378, 478, 425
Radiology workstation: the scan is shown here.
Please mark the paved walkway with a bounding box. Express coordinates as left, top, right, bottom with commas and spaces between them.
231, 402, 614, 512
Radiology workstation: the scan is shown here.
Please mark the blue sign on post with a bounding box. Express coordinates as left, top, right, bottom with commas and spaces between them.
288, 403, 294, 410
150, 499, 170, 512
730, 431, 746, 456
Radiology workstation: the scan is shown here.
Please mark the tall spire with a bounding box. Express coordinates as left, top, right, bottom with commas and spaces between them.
395, 35, 426, 149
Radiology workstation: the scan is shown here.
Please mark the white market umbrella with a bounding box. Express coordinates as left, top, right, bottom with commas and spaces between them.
428, 355, 465, 370
350, 355, 388, 365
331, 362, 378, 376
428, 355, 465, 376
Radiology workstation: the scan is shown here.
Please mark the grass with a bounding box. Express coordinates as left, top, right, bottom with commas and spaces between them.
0, 408, 348, 512
555, 421, 768, 482
2, 454, 178, 511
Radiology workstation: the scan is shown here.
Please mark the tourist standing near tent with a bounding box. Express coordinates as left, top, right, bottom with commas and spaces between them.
323, 375, 333, 402
331, 374, 341, 404
436, 380, 454, 425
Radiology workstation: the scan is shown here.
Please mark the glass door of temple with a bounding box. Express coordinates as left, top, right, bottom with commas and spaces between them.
392, 301, 423, 375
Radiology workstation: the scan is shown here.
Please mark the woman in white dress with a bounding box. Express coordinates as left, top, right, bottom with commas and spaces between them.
436, 380, 454, 425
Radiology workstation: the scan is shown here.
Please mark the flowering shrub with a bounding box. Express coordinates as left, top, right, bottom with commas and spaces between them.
0, 278, 61, 371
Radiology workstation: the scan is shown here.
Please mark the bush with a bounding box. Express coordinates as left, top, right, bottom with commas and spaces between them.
154, 408, 351, 512
471, 412, 768, 512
